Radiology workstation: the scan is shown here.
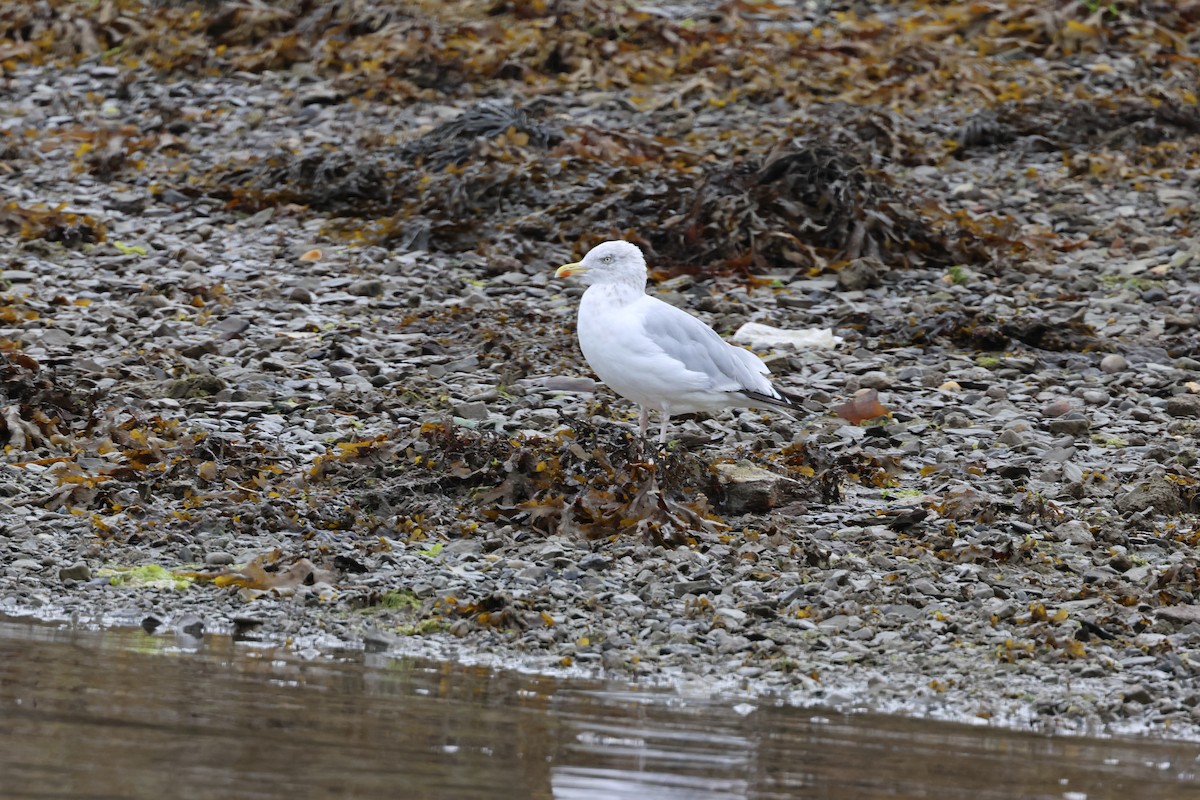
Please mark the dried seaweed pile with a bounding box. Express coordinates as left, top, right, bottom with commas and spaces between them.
0, 344, 90, 451
5, 0, 1195, 272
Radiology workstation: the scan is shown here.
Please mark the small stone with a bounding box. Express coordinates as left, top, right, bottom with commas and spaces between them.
11, 559, 40, 571
348, 278, 384, 297
175, 614, 205, 637
1100, 354, 1128, 374
1156, 605, 1200, 625
109, 191, 144, 212
996, 429, 1025, 447
715, 607, 747, 626
1166, 395, 1200, 418
165, 375, 225, 399
1042, 398, 1075, 418
179, 341, 220, 359
1081, 389, 1109, 405
1041, 445, 1076, 462
204, 551, 236, 566
159, 188, 191, 205
1122, 684, 1153, 705
938, 381, 962, 393
215, 316, 251, 336
328, 361, 357, 377
714, 461, 787, 513
674, 579, 718, 597
859, 371, 891, 390
1055, 521, 1094, 545
542, 376, 597, 393
1115, 479, 1183, 515
836, 258, 882, 291
58, 562, 91, 582
362, 627, 397, 650
1047, 412, 1089, 437
288, 287, 315, 304
578, 553, 609, 571
443, 356, 479, 373
454, 401, 490, 420
300, 84, 343, 105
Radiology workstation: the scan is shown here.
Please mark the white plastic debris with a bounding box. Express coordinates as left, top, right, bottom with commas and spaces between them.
731, 322, 842, 350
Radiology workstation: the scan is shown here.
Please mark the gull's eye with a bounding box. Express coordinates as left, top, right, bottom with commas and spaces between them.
602, 255, 614, 264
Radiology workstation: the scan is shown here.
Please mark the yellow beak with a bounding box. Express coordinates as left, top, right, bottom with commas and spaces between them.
555, 261, 585, 278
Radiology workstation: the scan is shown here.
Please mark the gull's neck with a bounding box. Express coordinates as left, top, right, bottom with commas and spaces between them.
583, 276, 645, 307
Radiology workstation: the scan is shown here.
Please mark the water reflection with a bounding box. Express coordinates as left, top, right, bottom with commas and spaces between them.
1, 616, 1197, 800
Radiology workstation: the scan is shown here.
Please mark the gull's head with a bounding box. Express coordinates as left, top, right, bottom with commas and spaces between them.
555, 240, 647, 288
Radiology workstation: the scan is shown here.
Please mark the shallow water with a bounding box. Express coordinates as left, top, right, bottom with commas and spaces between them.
1, 616, 1198, 800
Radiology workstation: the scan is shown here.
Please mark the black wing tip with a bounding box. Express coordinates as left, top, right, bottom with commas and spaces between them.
739, 388, 801, 412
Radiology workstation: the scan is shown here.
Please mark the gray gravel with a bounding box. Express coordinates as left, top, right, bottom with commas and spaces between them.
2, 21, 1200, 742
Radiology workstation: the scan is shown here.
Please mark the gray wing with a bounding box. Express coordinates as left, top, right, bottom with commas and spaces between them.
638, 297, 776, 396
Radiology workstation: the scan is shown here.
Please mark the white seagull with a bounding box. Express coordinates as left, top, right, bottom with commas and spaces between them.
554, 240, 797, 445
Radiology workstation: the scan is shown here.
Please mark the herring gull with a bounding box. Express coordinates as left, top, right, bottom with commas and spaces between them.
555, 240, 797, 444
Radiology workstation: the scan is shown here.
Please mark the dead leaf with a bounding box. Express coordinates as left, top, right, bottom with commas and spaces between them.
834, 388, 890, 424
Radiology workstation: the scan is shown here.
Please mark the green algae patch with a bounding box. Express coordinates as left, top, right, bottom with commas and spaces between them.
97, 565, 193, 591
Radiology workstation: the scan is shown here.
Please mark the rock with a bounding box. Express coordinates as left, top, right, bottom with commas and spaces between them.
288, 287, 315, 304
348, 278, 384, 297
1041, 398, 1075, 418
175, 614, 205, 637
1156, 605, 1200, 625
1166, 313, 1200, 330
1122, 684, 1153, 705
859, 371, 890, 390
204, 551, 236, 566
1046, 412, 1089, 437
836, 258, 882, 291
714, 461, 787, 513
542, 376, 597, 393
578, 553, 609, 571
58, 562, 91, 582
215, 316, 252, 337
996, 429, 1025, 447
179, 341, 220, 359
1166, 395, 1200, 418
454, 401, 490, 420
10, 559, 40, 571
362, 627, 397, 650
1100, 354, 1128, 374
1040, 445, 1076, 462
109, 191, 144, 212
711, 629, 752, 654
1055, 521, 1094, 544
159, 188, 191, 205
299, 84, 343, 106
675, 579, 719, 597
165, 375, 225, 399
1115, 479, 1183, 515
328, 361, 357, 377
